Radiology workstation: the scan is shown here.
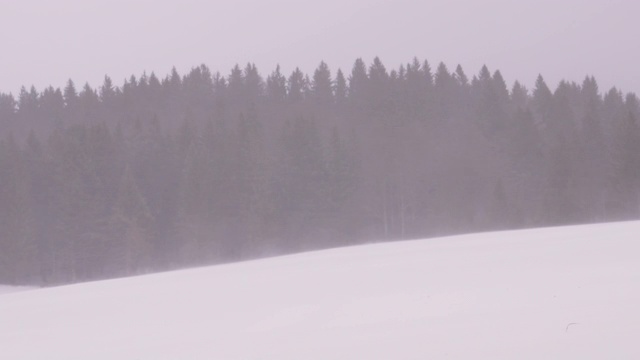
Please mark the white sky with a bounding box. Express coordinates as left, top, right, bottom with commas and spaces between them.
1, 0, 638, 95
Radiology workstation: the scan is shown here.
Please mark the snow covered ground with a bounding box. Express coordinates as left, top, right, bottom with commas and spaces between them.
1, 221, 639, 359
0, 286, 33, 296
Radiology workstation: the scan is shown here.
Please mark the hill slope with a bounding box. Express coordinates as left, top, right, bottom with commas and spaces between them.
1, 222, 639, 359
0, 286, 31, 295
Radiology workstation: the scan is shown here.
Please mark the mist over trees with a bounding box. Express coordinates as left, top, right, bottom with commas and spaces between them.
1, 58, 639, 285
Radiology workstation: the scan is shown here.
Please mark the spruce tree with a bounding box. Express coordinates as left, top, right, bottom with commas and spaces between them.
311, 61, 333, 107
266, 65, 287, 103
334, 69, 347, 107
112, 165, 153, 274
287, 68, 306, 103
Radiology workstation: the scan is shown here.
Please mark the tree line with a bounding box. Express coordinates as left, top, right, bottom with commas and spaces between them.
0, 58, 638, 285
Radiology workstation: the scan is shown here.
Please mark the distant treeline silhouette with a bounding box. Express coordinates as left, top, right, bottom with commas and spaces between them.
0, 58, 638, 285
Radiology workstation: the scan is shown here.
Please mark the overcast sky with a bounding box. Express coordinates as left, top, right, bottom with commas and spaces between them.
1, 0, 638, 95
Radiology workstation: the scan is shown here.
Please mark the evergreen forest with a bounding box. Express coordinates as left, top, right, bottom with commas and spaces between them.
1, 58, 638, 285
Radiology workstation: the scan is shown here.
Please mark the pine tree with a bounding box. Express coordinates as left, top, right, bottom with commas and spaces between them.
0, 135, 38, 284
454, 64, 469, 87
348, 58, 368, 110
227, 64, 244, 105
243, 63, 264, 104
111, 165, 154, 274
266, 65, 287, 103
510, 81, 529, 110
609, 99, 640, 218
422, 60, 434, 87
64, 79, 78, 109
311, 61, 333, 107
368, 57, 391, 116
433, 62, 454, 119
40, 86, 65, 125
175, 133, 211, 265
532, 74, 553, 128
17, 86, 39, 123
404, 58, 429, 120
287, 68, 306, 103
79, 83, 100, 121
48, 125, 107, 282
0, 93, 16, 122
212, 71, 228, 121
327, 127, 358, 212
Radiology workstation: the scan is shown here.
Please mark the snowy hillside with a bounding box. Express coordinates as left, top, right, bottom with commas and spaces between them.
0, 286, 32, 296
1, 222, 639, 359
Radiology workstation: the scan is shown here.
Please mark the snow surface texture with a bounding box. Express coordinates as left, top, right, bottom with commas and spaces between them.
1, 222, 639, 359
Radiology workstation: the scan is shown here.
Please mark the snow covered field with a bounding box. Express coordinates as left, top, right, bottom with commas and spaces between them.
1, 221, 639, 359
0, 286, 32, 296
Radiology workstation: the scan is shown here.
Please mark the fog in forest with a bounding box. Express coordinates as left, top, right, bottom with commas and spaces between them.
1, 1, 639, 285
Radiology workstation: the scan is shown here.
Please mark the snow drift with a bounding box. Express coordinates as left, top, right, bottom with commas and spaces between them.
1, 221, 639, 359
